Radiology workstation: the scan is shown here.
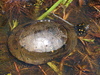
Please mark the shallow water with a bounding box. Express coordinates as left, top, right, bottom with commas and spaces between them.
0, 0, 100, 75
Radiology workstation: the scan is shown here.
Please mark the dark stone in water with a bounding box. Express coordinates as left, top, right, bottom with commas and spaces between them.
8, 20, 77, 65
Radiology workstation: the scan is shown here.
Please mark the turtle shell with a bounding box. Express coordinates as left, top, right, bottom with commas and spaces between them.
8, 20, 77, 65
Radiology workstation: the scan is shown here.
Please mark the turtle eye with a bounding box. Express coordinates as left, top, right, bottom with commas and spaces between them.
75, 23, 89, 36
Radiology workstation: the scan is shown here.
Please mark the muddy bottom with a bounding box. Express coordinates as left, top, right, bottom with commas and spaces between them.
0, 0, 100, 75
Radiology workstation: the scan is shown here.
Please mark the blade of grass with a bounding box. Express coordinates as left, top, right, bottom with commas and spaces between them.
65, 0, 73, 7
47, 62, 62, 75
37, 0, 63, 20
9, 20, 18, 30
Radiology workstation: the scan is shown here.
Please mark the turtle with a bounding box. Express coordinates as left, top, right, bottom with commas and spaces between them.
8, 19, 78, 65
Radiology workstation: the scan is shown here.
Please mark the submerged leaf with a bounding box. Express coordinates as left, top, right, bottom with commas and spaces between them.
83, 39, 95, 42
